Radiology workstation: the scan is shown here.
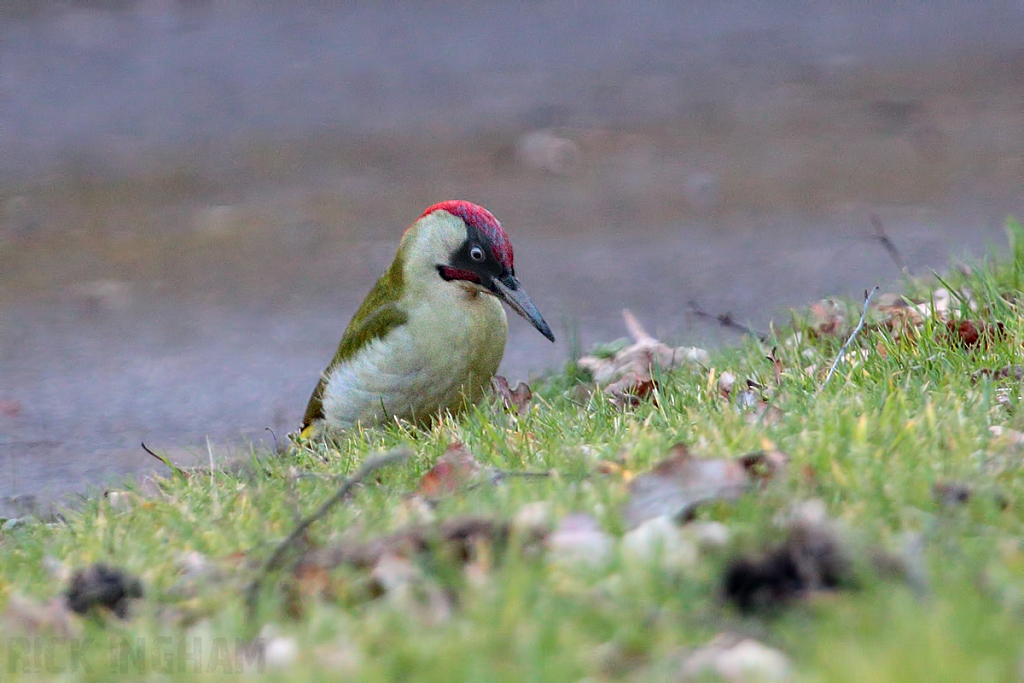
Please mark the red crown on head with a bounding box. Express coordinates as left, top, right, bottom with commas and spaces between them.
421, 200, 514, 270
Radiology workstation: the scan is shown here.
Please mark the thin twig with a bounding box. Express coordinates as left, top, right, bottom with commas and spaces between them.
870, 214, 906, 272
766, 346, 782, 387
264, 427, 280, 453
244, 447, 411, 625
141, 442, 188, 479
478, 469, 553, 488
688, 300, 768, 342
819, 287, 879, 392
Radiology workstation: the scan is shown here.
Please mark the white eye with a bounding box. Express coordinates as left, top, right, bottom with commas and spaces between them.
470, 246, 485, 262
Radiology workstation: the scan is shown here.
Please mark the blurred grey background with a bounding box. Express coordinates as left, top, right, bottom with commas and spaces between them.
1, 0, 1023, 514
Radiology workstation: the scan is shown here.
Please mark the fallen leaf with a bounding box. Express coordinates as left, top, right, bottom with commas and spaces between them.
417, 442, 483, 497
393, 494, 437, 526
370, 553, 423, 594
292, 563, 335, 601
877, 296, 925, 337
134, 473, 167, 500
738, 450, 790, 481
684, 521, 731, 551
104, 490, 133, 511
744, 399, 779, 424
177, 551, 216, 578
512, 501, 553, 535
547, 514, 614, 568
928, 287, 952, 317
370, 553, 453, 624
972, 365, 1024, 383
302, 516, 538, 572
808, 299, 846, 337
65, 563, 144, 619
578, 310, 708, 408
593, 459, 635, 481
718, 371, 737, 398
606, 372, 659, 409
621, 516, 698, 570
679, 634, 792, 682
623, 445, 754, 529
734, 388, 759, 409
945, 319, 1006, 349
491, 375, 533, 415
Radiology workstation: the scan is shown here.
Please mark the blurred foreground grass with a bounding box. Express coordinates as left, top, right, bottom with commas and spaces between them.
3, 221, 1024, 681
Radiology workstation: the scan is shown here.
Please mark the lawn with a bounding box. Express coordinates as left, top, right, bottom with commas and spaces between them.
3, 220, 1024, 682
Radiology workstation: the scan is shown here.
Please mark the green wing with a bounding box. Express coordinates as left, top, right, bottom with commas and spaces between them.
302, 255, 408, 429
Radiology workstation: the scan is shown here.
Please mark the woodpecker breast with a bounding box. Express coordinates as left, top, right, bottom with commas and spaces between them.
318, 278, 508, 430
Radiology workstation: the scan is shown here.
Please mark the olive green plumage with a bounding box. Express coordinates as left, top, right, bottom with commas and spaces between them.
301, 249, 409, 430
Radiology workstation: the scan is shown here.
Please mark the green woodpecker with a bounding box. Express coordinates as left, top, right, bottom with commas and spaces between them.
300, 201, 554, 436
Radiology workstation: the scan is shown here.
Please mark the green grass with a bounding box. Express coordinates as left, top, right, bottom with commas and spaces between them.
4, 221, 1024, 681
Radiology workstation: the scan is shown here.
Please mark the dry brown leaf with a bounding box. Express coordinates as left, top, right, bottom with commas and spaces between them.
393, 495, 437, 526
606, 372, 659, 409
945, 319, 1006, 349
301, 516, 541, 573
578, 310, 708, 408
134, 473, 167, 500
370, 553, 422, 594
739, 450, 791, 481
877, 296, 925, 337
718, 371, 737, 398
594, 459, 635, 480
744, 401, 784, 425
972, 365, 1024, 383
624, 445, 755, 529
547, 514, 614, 568
621, 516, 699, 570
491, 375, 533, 415
417, 442, 483, 497
292, 563, 335, 600
808, 299, 846, 337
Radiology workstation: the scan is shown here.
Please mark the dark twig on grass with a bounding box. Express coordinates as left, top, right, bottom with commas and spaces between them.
688, 300, 768, 342
766, 347, 782, 387
264, 427, 280, 453
869, 214, 906, 273
140, 442, 188, 480
244, 447, 411, 626
819, 287, 879, 392
479, 469, 553, 488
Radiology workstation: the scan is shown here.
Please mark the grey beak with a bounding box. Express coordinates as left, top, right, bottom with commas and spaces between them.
491, 274, 555, 342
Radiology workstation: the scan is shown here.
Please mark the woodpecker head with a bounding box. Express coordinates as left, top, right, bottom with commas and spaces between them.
402, 200, 554, 342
